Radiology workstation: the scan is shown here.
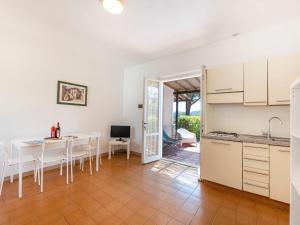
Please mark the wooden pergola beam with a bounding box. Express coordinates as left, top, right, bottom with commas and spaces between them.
174, 96, 190, 102
173, 80, 187, 90
173, 89, 200, 95
164, 82, 177, 90
184, 79, 197, 90
194, 77, 201, 83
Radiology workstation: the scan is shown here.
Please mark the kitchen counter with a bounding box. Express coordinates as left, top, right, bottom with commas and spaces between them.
202, 133, 290, 147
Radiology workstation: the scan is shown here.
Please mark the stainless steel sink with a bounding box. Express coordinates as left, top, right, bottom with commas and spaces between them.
242, 135, 290, 143
243, 135, 268, 140
270, 137, 290, 142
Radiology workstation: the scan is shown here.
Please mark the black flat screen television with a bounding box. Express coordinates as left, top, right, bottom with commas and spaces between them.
110, 126, 130, 141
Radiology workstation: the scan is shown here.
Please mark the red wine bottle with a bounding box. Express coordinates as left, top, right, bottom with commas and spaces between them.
56, 122, 61, 138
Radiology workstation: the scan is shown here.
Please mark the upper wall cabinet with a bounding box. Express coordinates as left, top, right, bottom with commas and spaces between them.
268, 53, 300, 105
244, 60, 268, 106
206, 63, 244, 94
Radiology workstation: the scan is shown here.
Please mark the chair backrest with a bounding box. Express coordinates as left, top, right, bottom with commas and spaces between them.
0, 142, 12, 160
163, 131, 171, 140
0, 142, 5, 160
177, 128, 194, 138
90, 132, 101, 148
41, 139, 68, 158
68, 136, 91, 154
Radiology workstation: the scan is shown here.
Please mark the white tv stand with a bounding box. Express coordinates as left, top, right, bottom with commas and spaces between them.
108, 138, 130, 160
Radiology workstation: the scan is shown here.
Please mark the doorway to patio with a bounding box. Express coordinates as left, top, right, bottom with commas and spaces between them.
162, 76, 201, 168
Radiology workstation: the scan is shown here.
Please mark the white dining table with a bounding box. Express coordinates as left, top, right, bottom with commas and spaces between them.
11, 133, 100, 198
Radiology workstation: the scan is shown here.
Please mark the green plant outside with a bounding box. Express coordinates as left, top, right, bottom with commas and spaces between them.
178, 116, 201, 141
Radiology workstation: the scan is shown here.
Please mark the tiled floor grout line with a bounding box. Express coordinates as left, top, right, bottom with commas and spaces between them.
162, 157, 199, 169
173, 164, 191, 180
154, 160, 176, 175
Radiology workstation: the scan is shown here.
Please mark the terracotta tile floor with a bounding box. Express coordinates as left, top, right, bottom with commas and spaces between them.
0, 153, 289, 225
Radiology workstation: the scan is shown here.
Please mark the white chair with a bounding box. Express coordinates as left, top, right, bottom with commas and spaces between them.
0, 141, 39, 196
68, 136, 93, 183
37, 139, 68, 192
177, 128, 197, 147
90, 132, 101, 169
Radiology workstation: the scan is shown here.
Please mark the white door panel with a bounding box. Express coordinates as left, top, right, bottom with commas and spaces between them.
143, 79, 163, 164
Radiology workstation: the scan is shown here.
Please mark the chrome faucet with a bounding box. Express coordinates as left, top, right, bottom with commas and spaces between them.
268, 117, 283, 140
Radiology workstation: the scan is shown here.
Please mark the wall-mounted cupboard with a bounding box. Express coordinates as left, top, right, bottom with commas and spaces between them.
206, 52, 300, 106
206, 63, 244, 104
268, 53, 300, 105
244, 59, 268, 106
206, 92, 243, 104
206, 63, 244, 94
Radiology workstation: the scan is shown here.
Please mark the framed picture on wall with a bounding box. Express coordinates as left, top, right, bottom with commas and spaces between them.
57, 81, 88, 106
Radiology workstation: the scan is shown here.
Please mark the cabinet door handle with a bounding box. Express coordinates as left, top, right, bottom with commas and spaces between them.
278, 149, 290, 153
244, 169, 269, 176
244, 145, 268, 149
244, 101, 267, 104
244, 182, 269, 189
276, 99, 290, 103
244, 157, 268, 162
211, 141, 230, 145
215, 88, 233, 92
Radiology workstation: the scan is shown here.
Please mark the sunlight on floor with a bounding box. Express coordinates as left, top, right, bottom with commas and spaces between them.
150, 159, 199, 186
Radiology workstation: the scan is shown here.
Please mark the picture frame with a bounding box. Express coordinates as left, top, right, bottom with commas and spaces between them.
57, 81, 88, 106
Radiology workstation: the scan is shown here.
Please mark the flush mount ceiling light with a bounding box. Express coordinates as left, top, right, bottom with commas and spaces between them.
102, 0, 124, 14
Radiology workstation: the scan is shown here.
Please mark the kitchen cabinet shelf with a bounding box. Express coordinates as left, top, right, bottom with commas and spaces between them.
292, 133, 300, 140
292, 181, 300, 197
291, 76, 300, 224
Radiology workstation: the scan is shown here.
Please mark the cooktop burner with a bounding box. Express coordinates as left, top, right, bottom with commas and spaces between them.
209, 131, 239, 137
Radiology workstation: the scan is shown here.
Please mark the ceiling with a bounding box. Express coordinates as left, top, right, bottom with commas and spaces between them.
2, 0, 300, 63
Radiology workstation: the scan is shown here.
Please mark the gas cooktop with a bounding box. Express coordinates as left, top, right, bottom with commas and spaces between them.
209, 131, 239, 138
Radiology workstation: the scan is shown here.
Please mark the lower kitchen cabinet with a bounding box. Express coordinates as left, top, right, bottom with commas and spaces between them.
201, 138, 242, 190
270, 145, 290, 203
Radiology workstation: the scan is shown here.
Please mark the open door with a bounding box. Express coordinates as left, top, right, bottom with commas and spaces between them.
142, 79, 163, 164
200, 65, 206, 180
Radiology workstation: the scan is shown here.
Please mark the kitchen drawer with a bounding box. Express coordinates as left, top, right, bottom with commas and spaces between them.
243, 167, 269, 183
207, 92, 243, 104
243, 179, 269, 197
243, 143, 269, 157
243, 155, 269, 170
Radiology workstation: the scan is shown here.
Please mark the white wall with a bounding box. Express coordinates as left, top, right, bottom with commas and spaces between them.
163, 85, 174, 137
206, 105, 290, 137
0, 3, 140, 174
123, 19, 300, 153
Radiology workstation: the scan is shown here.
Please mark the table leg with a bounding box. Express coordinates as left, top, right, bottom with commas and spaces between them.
96, 142, 99, 172
109, 144, 111, 160
18, 148, 23, 198
127, 144, 130, 160
66, 143, 69, 185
